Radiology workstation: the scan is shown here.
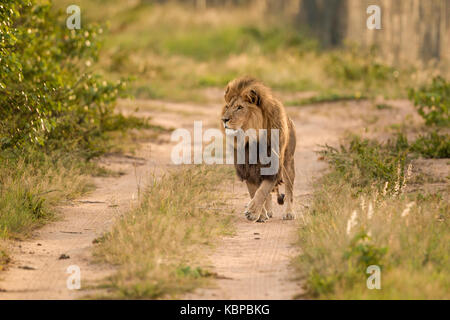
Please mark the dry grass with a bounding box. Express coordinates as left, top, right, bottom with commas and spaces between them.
0, 154, 94, 270
295, 137, 449, 299
0, 157, 92, 240
0, 245, 11, 271
93, 164, 236, 299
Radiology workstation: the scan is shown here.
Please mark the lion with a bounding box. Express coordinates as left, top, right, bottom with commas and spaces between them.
221, 76, 296, 222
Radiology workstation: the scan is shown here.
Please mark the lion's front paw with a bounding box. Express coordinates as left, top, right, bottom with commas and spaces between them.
256, 208, 270, 222
244, 199, 261, 221
282, 212, 295, 220
256, 215, 268, 223
244, 209, 261, 221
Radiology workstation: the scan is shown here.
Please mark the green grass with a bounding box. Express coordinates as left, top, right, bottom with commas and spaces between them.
408, 76, 450, 127
0, 151, 94, 269
375, 103, 393, 110
0, 248, 11, 271
0, 154, 94, 240
285, 92, 366, 106
53, 1, 432, 102
318, 135, 410, 192
410, 132, 450, 159
295, 135, 449, 299
93, 165, 236, 299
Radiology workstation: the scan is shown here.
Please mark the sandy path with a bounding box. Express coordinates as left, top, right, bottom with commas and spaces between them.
0, 97, 381, 299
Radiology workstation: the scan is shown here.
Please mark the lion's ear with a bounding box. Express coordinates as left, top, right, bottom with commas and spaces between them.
245, 89, 261, 106
224, 85, 231, 102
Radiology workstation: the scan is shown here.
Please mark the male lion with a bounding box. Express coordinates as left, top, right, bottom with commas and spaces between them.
221, 77, 296, 222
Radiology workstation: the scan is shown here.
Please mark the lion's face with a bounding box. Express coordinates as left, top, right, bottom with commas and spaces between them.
221, 95, 263, 134
221, 97, 249, 130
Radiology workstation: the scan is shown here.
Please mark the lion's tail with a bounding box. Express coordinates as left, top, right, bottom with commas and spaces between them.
274, 186, 285, 205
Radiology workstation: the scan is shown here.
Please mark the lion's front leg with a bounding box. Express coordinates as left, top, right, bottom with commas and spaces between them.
245, 180, 276, 222
264, 193, 273, 218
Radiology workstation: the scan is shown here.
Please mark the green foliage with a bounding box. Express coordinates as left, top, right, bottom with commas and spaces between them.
0, 0, 128, 154
408, 76, 450, 127
305, 231, 387, 297
306, 271, 337, 297
102, 114, 153, 132
344, 231, 387, 271
388, 131, 450, 159
131, 24, 317, 61
319, 135, 409, 192
406, 77, 450, 158
0, 249, 11, 270
175, 265, 212, 279
326, 46, 397, 88
0, 1, 167, 242
286, 92, 365, 106
411, 132, 450, 159
375, 103, 393, 110
319, 131, 448, 195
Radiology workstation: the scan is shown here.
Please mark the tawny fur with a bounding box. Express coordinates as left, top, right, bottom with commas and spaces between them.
221, 77, 296, 222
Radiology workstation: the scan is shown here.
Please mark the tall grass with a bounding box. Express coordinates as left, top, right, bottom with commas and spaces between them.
0, 151, 95, 270
295, 136, 449, 299
0, 154, 93, 240
94, 165, 235, 299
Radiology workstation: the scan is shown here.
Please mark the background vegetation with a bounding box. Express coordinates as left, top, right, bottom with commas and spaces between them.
54, 0, 447, 102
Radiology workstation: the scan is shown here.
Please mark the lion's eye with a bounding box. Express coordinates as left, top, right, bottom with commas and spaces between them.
237, 106, 243, 110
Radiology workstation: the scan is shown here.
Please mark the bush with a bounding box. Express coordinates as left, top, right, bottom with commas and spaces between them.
0, 0, 127, 156
319, 135, 409, 192
411, 132, 450, 159
325, 45, 397, 88
408, 76, 450, 127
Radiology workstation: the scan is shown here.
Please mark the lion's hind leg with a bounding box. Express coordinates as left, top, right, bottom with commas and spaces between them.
273, 185, 285, 205
264, 193, 273, 219
282, 159, 295, 220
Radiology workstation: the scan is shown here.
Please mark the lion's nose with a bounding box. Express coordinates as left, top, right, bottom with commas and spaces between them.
222, 117, 230, 123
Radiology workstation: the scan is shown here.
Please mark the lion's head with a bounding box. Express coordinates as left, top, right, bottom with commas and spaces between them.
220, 77, 288, 139
221, 77, 264, 134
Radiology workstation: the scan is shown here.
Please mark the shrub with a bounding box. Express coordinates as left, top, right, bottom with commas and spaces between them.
411, 132, 450, 159
344, 231, 387, 272
325, 45, 397, 88
0, 0, 127, 156
319, 135, 409, 192
408, 76, 450, 127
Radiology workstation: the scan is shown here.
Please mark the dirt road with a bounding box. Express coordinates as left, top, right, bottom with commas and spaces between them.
0, 96, 376, 299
